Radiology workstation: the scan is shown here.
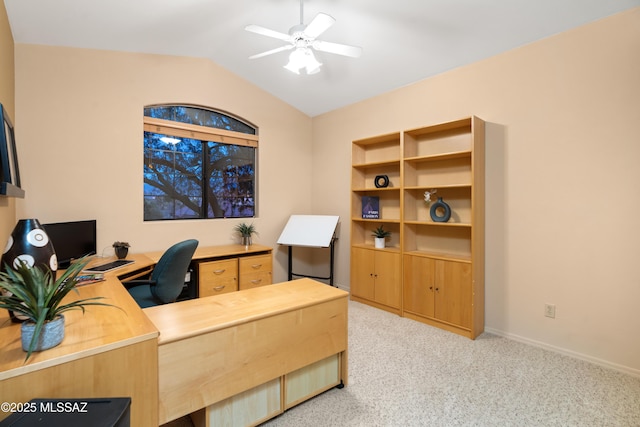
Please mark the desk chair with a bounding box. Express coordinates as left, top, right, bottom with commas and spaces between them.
126, 239, 198, 308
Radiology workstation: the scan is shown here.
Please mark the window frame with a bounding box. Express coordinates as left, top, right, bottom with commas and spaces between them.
143, 117, 259, 148
143, 105, 259, 221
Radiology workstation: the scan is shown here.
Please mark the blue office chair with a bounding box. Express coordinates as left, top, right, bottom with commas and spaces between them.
126, 239, 198, 308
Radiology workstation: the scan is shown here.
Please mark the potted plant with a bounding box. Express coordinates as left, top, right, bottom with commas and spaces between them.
0, 258, 118, 361
234, 222, 257, 247
372, 225, 391, 249
112, 241, 130, 259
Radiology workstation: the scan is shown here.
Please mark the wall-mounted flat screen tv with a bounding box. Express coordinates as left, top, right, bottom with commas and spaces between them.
0, 103, 24, 198
43, 220, 97, 269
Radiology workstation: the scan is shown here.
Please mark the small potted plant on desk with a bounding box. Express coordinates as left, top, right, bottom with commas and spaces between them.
113, 241, 130, 259
234, 222, 257, 248
372, 225, 391, 249
0, 258, 119, 361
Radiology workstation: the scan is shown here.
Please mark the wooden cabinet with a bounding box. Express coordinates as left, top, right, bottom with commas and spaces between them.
198, 259, 238, 297
350, 116, 484, 339
284, 354, 341, 409
192, 378, 282, 427
403, 255, 472, 331
195, 353, 342, 427
350, 247, 401, 314
191, 245, 273, 298
239, 254, 272, 290
191, 354, 343, 427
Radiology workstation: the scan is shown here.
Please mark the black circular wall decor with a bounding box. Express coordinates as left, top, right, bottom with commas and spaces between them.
374, 175, 389, 188
430, 197, 452, 222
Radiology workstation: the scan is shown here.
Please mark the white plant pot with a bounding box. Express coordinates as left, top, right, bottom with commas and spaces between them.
374, 237, 386, 249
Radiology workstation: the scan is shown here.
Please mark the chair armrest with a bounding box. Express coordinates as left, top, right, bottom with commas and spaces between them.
122, 279, 157, 289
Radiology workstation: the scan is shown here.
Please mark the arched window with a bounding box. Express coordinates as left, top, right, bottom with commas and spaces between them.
143, 105, 258, 221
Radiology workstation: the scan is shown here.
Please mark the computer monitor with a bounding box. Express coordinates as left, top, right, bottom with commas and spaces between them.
43, 220, 97, 269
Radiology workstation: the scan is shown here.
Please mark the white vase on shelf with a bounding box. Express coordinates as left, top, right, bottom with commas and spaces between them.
374, 237, 385, 249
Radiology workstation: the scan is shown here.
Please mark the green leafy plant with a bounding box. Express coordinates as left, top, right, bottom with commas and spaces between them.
234, 222, 257, 237
372, 225, 391, 239
0, 258, 119, 360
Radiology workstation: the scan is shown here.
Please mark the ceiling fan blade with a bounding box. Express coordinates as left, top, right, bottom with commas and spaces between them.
312, 40, 362, 58
248, 45, 294, 60
303, 13, 335, 39
245, 25, 291, 42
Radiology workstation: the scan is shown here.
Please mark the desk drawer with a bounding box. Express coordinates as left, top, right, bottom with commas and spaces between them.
239, 254, 272, 290
199, 259, 238, 297
240, 271, 272, 291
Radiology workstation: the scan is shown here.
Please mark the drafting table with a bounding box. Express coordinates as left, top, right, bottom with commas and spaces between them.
277, 215, 340, 286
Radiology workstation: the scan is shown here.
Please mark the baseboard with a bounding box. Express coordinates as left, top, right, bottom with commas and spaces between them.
484, 327, 640, 379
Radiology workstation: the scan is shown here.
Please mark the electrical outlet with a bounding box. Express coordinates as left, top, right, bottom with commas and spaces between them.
544, 304, 556, 319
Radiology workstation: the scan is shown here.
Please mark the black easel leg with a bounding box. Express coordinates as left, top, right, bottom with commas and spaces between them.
288, 245, 293, 281
330, 239, 335, 287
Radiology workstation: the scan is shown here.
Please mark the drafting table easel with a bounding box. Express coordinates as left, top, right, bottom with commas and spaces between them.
277, 215, 339, 287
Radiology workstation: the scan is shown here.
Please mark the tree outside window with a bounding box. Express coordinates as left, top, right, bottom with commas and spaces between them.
143, 105, 257, 221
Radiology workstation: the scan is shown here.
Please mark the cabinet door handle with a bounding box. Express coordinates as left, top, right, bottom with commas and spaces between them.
213, 269, 226, 275
213, 285, 226, 291
251, 279, 262, 284
251, 264, 262, 269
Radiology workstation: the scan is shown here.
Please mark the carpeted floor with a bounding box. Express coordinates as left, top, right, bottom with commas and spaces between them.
165, 299, 640, 427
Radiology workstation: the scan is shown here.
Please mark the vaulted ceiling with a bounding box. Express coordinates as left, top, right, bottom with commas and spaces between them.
5, 0, 639, 116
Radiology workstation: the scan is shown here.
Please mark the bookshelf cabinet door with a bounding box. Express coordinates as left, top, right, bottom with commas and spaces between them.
373, 250, 401, 309
350, 247, 375, 301
403, 255, 436, 318
434, 260, 472, 329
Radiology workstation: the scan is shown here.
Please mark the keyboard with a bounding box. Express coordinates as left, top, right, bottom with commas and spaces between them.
83, 259, 135, 273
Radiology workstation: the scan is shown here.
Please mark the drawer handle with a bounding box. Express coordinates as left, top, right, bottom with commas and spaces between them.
251, 264, 262, 269
251, 279, 262, 284
213, 269, 226, 275
213, 285, 226, 291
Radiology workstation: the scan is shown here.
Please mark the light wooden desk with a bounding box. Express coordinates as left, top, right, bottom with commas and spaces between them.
0, 263, 160, 426
144, 243, 273, 264
0, 246, 344, 427
144, 278, 349, 426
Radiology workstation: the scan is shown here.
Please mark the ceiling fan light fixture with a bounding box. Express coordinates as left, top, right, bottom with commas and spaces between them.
284, 48, 322, 75
304, 49, 322, 74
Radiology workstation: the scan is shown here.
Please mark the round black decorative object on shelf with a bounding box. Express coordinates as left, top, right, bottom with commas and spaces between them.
1, 219, 58, 322
430, 197, 452, 222
374, 175, 389, 188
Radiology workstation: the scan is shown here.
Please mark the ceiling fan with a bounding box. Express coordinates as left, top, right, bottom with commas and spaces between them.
245, 0, 362, 75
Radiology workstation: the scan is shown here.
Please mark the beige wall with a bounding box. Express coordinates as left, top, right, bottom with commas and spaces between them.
0, 1, 16, 247
313, 8, 640, 374
14, 45, 313, 283
11, 7, 640, 375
